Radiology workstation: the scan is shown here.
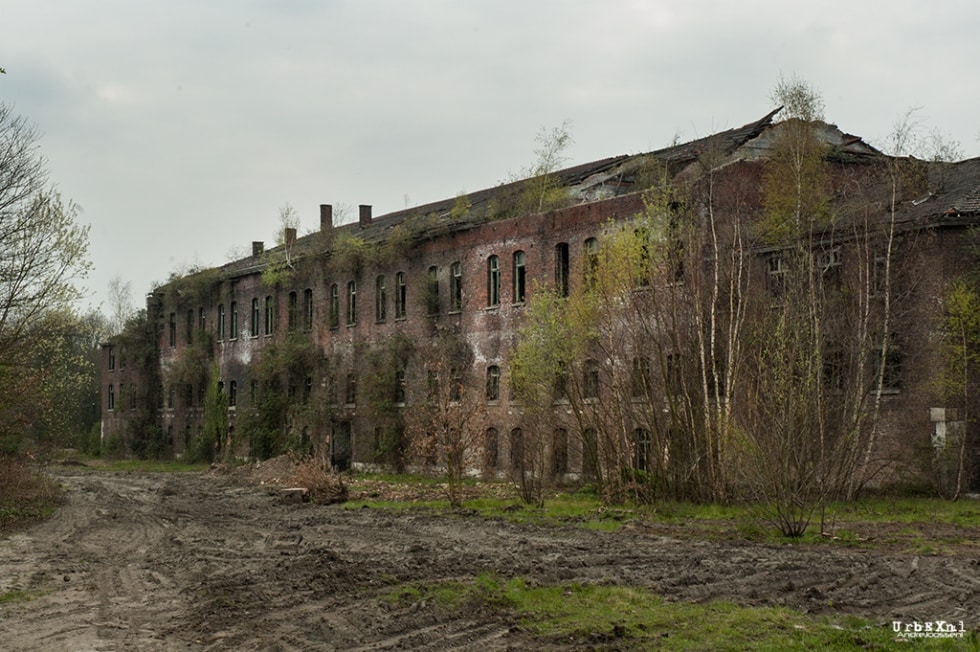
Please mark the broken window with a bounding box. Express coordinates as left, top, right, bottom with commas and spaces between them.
552, 428, 568, 476
486, 365, 500, 402
427, 266, 439, 315
767, 254, 788, 297
584, 238, 599, 288
375, 275, 387, 322
555, 242, 570, 297
487, 255, 500, 307
329, 284, 340, 329
450, 261, 462, 312
107, 345, 115, 370
513, 250, 526, 303
347, 281, 357, 325
395, 272, 407, 320
229, 380, 237, 407
345, 372, 357, 405
634, 428, 652, 471
107, 384, 114, 411
168, 312, 176, 348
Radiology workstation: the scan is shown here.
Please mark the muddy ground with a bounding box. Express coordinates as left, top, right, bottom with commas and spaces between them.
0, 468, 976, 651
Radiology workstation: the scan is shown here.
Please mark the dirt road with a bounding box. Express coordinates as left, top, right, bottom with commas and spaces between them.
0, 470, 976, 650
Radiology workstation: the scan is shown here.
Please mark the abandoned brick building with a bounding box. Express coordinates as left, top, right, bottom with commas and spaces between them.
101, 110, 980, 494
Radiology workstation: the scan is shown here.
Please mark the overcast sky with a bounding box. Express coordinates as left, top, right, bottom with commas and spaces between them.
3, 1, 979, 314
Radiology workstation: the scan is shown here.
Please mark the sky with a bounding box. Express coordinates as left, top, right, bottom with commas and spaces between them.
3, 0, 979, 315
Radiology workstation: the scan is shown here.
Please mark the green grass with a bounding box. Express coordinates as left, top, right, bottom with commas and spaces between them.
384, 573, 975, 651
0, 590, 33, 605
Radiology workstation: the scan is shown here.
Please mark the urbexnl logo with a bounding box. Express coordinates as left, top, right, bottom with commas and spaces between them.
893, 620, 966, 639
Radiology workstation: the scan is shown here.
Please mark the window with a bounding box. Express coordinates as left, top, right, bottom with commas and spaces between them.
819, 247, 842, 290
484, 427, 499, 471
229, 380, 237, 407
427, 266, 440, 315
329, 284, 340, 329
304, 377, 313, 403
345, 372, 357, 405
631, 356, 651, 398
486, 365, 500, 402
107, 384, 115, 411
450, 261, 462, 312
874, 333, 902, 392
375, 275, 387, 322
513, 250, 526, 303
107, 346, 115, 370
303, 288, 313, 331
167, 385, 175, 409
264, 295, 274, 335
250, 379, 258, 404
582, 427, 598, 479
584, 238, 599, 288
583, 359, 600, 399
168, 313, 176, 348
666, 353, 682, 394
118, 382, 125, 409
217, 304, 226, 340
872, 255, 889, 297
394, 368, 406, 405
555, 242, 569, 297
184, 383, 193, 408
487, 255, 500, 307
186, 310, 194, 345
346, 280, 357, 325
767, 254, 788, 297
395, 272, 407, 320
288, 291, 298, 332
635, 428, 652, 471
199, 307, 206, 333
449, 367, 461, 402
230, 301, 239, 339
250, 298, 260, 337
553, 428, 568, 475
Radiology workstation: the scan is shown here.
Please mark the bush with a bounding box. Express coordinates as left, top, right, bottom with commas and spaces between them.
290, 454, 348, 504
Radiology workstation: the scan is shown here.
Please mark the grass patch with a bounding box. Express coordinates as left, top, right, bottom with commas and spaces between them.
79, 459, 210, 473
0, 590, 33, 605
385, 573, 971, 650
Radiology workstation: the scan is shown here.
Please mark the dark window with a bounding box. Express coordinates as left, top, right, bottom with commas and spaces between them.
107, 384, 115, 411
450, 261, 462, 312
583, 359, 600, 399
555, 242, 570, 297
631, 357, 651, 397
217, 304, 226, 340
376, 275, 387, 322
199, 307, 206, 333
635, 428, 652, 471
288, 291, 298, 332
819, 247, 842, 290
395, 272, 407, 320
304, 377, 312, 404
484, 427, 499, 471
184, 383, 193, 408
513, 251, 526, 303
168, 313, 176, 348
449, 367, 461, 402
107, 346, 115, 370
427, 266, 439, 315
329, 284, 340, 329
553, 428, 568, 475
509, 428, 524, 473
346, 281, 357, 325
345, 373, 357, 405
767, 254, 788, 297
250, 298, 260, 337
486, 365, 500, 401
186, 310, 194, 345
230, 301, 239, 339
167, 385, 175, 409
487, 255, 500, 307
229, 380, 237, 407
264, 295, 274, 335
874, 334, 902, 391
394, 369, 406, 404
666, 353, 682, 394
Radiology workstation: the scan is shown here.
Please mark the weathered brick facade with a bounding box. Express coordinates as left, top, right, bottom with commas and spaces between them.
100, 112, 980, 492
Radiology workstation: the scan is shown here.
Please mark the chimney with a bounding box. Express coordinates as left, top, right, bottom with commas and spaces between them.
252, 241, 264, 256
285, 227, 297, 248
359, 204, 372, 227
319, 204, 333, 232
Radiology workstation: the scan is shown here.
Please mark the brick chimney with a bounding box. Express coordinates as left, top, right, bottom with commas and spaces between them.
359, 204, 372, 227
320, 204, 333, 232
252, 241, 264, 256
285, 227, 297, 248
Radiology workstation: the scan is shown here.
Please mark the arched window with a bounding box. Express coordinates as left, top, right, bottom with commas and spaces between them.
346, 280, 357, 325
217, 304, 226, 340
229, 301, 238, 339
486, 365, 500, 401
329, 284, 340, 329
250, 298, 260, 337
513, 251, 526, 303
395, 272, 407, 319
450, 261, 462, 312
303, 288, 314, 331
427, 266, 439, 315
375, 275, 387, 322
487, 255, 500, 307
264, 295, 274, 335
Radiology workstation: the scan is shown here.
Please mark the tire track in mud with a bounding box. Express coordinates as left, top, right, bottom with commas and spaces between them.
0, 470, 977, 650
